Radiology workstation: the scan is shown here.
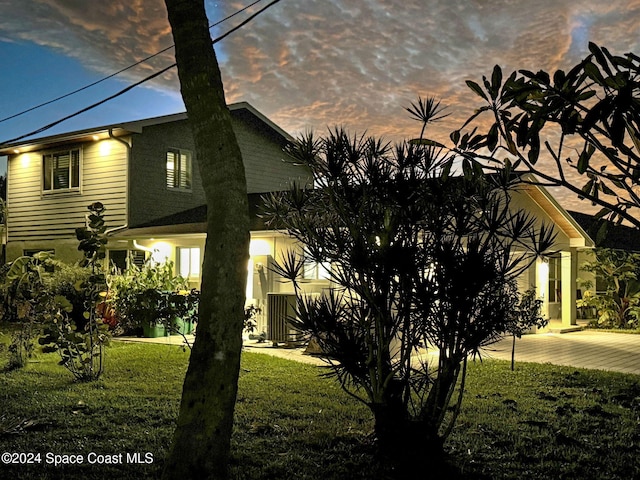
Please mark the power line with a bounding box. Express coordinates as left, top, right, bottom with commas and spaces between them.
0, 0, 266, 126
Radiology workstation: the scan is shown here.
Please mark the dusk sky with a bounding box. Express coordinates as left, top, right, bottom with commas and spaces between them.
1, 0, 639, 210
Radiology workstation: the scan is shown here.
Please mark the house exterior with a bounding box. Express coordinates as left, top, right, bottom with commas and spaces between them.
0, 101, 310, 259
0, 102, 317, 338
105, 177, 600, 336
0, 105, 603, 336
507, 179, 596, 332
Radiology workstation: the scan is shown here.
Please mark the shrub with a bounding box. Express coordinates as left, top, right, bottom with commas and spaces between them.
580, 248, 640, 329
262, 105, 556, 466
108, 258, 193, 334
0, 203, 111, 380
0, 252, 61, 369
39, 202, 110, 381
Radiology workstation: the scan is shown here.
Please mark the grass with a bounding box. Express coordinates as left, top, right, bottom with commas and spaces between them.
0, 327, 639, 479
448, 363, 640, 479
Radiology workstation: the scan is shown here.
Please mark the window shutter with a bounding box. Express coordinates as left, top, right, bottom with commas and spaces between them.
167, 151, 176, 188
53, 152, 70, 189
179, 152, 192, 189
71, 149, 80, 188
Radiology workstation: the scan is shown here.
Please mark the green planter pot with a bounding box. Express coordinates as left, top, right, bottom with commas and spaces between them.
184, 320, 193, 335
143, 322, 167, 338
170, 317, 191, 335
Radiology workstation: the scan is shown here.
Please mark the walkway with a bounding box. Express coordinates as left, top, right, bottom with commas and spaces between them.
116, 330, 640, 375
484, 330, 640, 375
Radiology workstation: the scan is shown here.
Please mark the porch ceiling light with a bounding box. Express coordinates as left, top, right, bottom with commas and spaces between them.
99, 140, 112, 157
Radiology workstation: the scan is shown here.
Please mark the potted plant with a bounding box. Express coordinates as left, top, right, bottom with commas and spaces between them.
167, 289, 199, 335
108, 258, 191, 337
136, 288, 168, 338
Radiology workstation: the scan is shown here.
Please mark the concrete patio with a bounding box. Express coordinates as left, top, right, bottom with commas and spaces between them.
117, 330, 640, 375
483, 330, 640, 375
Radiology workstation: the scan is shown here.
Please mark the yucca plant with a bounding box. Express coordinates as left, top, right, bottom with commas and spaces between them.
263, 100, 556, 469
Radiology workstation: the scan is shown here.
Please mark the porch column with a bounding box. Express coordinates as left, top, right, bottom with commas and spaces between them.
561, 248, 577, 327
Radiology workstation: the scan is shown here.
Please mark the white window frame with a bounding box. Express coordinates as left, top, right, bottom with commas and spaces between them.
42, 147, 81, 193
177, 246, 201, 279
548, 255, 562, 303
166, 148, 192, 191
302, 249, 331, 281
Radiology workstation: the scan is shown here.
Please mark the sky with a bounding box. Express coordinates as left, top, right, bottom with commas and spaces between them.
1, 0, 639, 210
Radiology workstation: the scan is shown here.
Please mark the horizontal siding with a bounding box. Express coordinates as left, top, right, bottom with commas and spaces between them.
9, 191, 127, 211
7, 139, 128, 242
9, 210, 127, 229
235, 120, 312, 193
128, 120, 204, 227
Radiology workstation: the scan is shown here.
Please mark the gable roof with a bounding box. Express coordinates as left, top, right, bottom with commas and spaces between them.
513, 176, 595, 249
0, 102, 291, 155
568, 211, 640, 252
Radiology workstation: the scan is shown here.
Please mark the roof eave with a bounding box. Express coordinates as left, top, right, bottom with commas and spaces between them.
519, 173, 595, 249
0, 126, 133, 155
0, 102, 291, 155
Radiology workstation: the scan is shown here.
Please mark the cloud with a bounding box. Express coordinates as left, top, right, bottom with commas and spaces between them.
2, 0, 640, 213
0, 0, 176, 87
3, 0, 640, 139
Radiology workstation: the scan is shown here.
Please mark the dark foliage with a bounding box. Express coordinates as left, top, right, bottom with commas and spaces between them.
262, 104, 556, 464
459, 42, 640, 233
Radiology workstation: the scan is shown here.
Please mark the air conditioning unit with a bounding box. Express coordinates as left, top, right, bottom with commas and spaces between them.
267, 293, 298, 344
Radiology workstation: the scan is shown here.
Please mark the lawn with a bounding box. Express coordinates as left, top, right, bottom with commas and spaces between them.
0, 329, 639, 479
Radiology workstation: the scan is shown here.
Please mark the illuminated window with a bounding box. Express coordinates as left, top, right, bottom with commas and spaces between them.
43, 148, 80, 192
302, 250, 331, 280
178, 247, 201, 279
548, 256, 562, 303
166, 149, 192, 190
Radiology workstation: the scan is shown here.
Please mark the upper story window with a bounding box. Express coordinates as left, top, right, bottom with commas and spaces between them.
43, 148, 80, 192
166, 148, 192, 190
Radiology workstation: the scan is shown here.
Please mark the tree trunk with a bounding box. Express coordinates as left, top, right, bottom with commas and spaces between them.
162, 1, 250, 479
373, 404, 447, 476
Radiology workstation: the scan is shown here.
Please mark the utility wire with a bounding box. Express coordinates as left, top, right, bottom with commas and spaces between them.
1, 0, 283, 146
0, 0, 266, 126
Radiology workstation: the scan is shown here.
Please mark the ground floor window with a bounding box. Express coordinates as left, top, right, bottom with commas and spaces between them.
22, 249, 55, 272
23, 248, 55, 257
302, 250, 331, 280
548, 255, 562, 303
178, 247, 201, 279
